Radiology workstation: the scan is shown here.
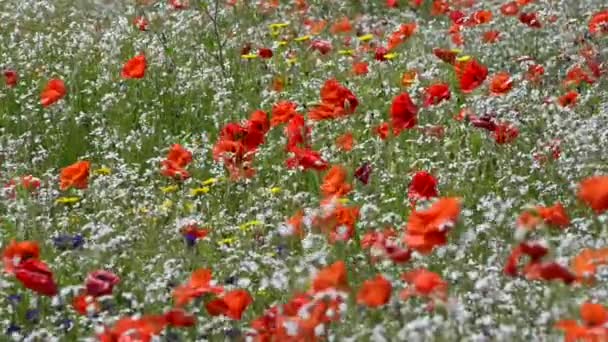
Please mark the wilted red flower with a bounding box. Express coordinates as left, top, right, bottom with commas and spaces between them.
391, 92, 418, 135
121, 54, 147, 79
357, 274, 392, 308
423, 83, 451, 107
404, 197, 461, 254
60, 160, 90, 191
578, 176, 608, 214
86, 270, 120, 297
456, 59, 488, 93
312, 261, 349, 293
2, 240, 40, 274
3, 69, 18, 87
41, 78, 67, 107
14, 259, 58, 296
206, 289, 253, 320
408, 171, 439, 203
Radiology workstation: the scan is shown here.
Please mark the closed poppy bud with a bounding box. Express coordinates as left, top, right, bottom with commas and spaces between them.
4, 69, 18, 87
86, 270, 120, 297
258, 48, 273, 59
354, 162, 372, 185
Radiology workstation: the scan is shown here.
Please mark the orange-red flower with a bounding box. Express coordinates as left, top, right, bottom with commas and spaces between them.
391, 92, 418, 135
492, 122, 519, 144
72, 292, 100, 316
206, 289, 253, 320
335, 132, 354, 151
60, 160, 90, 191
456, 59, 488, 93
41, 78, 66, 107
401, 268, 448, 309
356, 274, 392, 308
14, 259, 58, 296
517, 203, 570, 230
2, 240, 40, 274
121, 54, 147, 79
555, 302, 608, 342
161, 144, 192, 180
308, 79, 358, 121
4, 69, 18, 87
578, 176, 608, 214
423, 83, 451, 107
98, 315, 167, 342
404, 197, 460, 254
500, 1, 519, 16
352, 62, 369, 76
408, 171, 438, 203
320, 165, 351, 199
571, 248, 608, 283
558, 91, 578, 108
589, 10, 608, 35
271, 101, 299, 127
489, 72, 513, 95
312, 260, 349, 293
330, 17, 352, 34
173, 268, 224, 307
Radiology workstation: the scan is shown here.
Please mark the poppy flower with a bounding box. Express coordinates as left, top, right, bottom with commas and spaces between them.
482, 30, 501, 43
354, 162, 372, 185
205, 289, 253, 320
500, 1, 519, 16
423, 83, 451, 107
563, 65, 595, 88
85, 270, 120, 297
181, 225, 209, 247
14, 259, 58, 296
571, 248, 608, 283
352, 62, 369, 76
285, 147, 329, 171
577, 175, 608, 214
433, 48, 457, 65
589, 10, 608, 35
519, 12, 542, 28
271, 101, 299, 127
558, 91, 578, 108
133, 16, 149, 31
312, 261, 349, 293
169, 0, 188, 9
492, 122, 519, 144
164, 309, 196, 327
390, 92, 418, 135
258, 48, 273, 59
555, 302, 608, 342
524, 262, 576, 284
314, 203, 359, 243
4, 69, 18, 87
456, 59, 488, 93
98, 315, 167, 342
173, 268, 224, 307
504, 241, 548, 276
408, 171, 439, 203
374, 47, 389, 62
72, 293, 100, 316
375, 122, 390, 140
285, 114, 311, 150
465, 10, 493, 27
504, 241, 576, 284
2, 240, 40, 274
40, 78, 67, 107
356, 274, 392, 308
320, 165, 351, 198
401, 70, 417, 87
404, 197, 461, 254
401, 268, 448, 308
387, 23, 417, 50
60, 160, 90, 191
310, 40, 332, 55
534, 203, 570, 229
526, 64, 544, 83
489, 72, 513, 95
336, 132, 354, 151
319, 79, 358, 114
330, 17, 352, 34
121, 54, 147, 79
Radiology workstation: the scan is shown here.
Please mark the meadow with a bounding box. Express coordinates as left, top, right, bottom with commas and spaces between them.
1, 0, 608, 340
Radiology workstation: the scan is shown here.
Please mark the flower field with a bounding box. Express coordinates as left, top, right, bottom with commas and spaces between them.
1, 0, 608, 340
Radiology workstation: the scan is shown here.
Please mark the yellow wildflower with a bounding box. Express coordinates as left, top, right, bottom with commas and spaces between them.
294, 35, 311, 42
241, 53, 258, 59
202, 177, 218, 186
240, 220, 262, 232
55, 197, 80, 205
383, 52, 398, 60
338, 49, 355, 56
357, 34, 374, 42
270, 187, 282, 195
456, 55, 472, 62
94, 166, 111, 176
190, 187, 210, 196
161, 185, 179, 194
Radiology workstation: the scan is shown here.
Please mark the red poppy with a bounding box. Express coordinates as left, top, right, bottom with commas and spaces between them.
60, 160, 90, 191
408, 171, 439, 203
433, 48, 457, 65
271, 101, 299, 127
589, 10, 608, 35
285, 114, 311, 150
309, 79, 358, 121
558, 91, 578, 108
205, 289, 253, 320
563, 65, 595, 88
2, 240, 40, 274
357, 274, 392, 308
352, 62, 369, 76
330, 17, 352, 34
519, 12, 542, 28
4, 69, 18, 87
571, 248, 608, 283
133, 16, 149, 31
374, 47, 389, 62
85, 270, 120, 297
98, 315, 167, 342
536, 203, 570, 228
387, 23, 417, 50
555, 302, 608, 342
164, 309, 196, 327
375, 122, 390, 140
310, 40, 332, 55
121, 54, 147, 79
161, 144, 192, 180
312, 261, 349, 293
464, 10, 493, 27
404, 197, 461, 254
578, 176, 608, 214
314, 203, 360, 243
14, 259, 58, 296
173, 268, 224, 307
336, 132, 354, 151
72, 293, 100, 316
321, 165, 351, 199
489, 72, 513, 95
41, 78, 67, 107
423, 83, 451, 107
285, 147, 329, 171
500, 1, 519, 16
526, 64, 544, 83
482, 30, 501, 43
354, 162, 372, 185
258, 48, 273, 59
492, 122, 519, 144
390, 92, 418, 135
169, 0, 189, 9
401, 269, 448, 309
456, 59, 488, 93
